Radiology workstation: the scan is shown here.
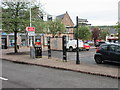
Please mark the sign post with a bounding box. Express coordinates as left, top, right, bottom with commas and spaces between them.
76, 16, 80, 64
78, 18, 88, 22
48, 37, 51, 59
26, 27, 35, 32
26, 27, 35, 46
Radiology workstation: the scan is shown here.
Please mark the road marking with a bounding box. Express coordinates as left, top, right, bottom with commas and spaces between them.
0, 77, 8, 81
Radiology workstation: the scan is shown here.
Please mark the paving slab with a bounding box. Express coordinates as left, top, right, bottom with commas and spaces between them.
1, 47, 120, 79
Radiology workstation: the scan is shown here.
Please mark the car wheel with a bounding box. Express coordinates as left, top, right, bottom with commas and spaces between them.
69, 47, 73, 52
86, 49, 89, 51
95, 56, 103, 64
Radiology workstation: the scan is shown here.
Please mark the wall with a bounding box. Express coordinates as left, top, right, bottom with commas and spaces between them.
118, 1, 120, 23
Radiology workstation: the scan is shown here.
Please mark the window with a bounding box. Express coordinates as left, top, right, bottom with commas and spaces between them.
21, 39, 26, 46
116, 46, 120, 53
110, 45, 120, 52
43, 36, 48, 46
110, 45, 116, 52
101, 45, 108, 51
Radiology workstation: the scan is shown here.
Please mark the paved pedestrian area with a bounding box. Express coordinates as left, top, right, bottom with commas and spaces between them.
1, 47, 120, 79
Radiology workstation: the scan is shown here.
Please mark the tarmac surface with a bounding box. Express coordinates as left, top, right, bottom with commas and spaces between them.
1, 47, 120, 79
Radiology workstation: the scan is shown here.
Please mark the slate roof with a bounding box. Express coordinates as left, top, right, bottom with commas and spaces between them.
56, 12, 74, 25
56, 13, 65, 20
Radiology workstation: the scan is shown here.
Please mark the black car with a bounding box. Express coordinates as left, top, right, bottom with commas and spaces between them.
95, 41, 106, 47
94, 43, 120, 64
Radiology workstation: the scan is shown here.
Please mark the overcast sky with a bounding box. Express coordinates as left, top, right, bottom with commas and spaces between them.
41, 0, 119, 26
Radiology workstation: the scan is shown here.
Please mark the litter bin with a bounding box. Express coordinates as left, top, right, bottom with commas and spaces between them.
35, 46, 42, 58
17, 45, 19, 49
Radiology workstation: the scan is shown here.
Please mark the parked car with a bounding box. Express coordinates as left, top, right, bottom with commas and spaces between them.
83, 43, 90, 51
94, 43, 120, 64
87, 41, 94, 46
66, 40, 84, 51
95, 41, 106, 47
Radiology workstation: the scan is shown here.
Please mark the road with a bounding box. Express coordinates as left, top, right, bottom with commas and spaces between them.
42, 49, 101, 64
2, 60, 119, 88
3, 47, 120, 68
43, 49, 120, 68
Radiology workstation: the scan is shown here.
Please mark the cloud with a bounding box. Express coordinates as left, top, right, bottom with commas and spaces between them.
41, 0, 119, 25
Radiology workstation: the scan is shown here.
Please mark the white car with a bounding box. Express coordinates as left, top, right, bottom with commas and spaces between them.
66, 40, 84, 51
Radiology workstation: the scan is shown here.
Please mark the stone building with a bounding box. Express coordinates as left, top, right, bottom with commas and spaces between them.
42, 12, 75, 46
56, 11, 74, 40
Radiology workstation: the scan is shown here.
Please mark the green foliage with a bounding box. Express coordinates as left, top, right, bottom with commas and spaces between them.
114, 23, 120, 30
114, 23, 120, 43
74, 26, 92, 40
91, 25, 113, 29
100, 29, 109, 40
2, 2, 31, 53
30, 5, 47, 33
2, 2, 44, 33
32, 20, 46, 33
47, 19, 66, 37
2, 2, 30, 33
2, 1, 45, 53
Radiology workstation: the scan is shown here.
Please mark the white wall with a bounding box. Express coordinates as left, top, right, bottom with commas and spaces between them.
118, 1, 120, 23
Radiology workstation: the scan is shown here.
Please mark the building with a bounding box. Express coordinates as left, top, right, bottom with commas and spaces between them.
106, 1, 120, 43
0, 29, 2, 49
1, 12, 75, 48
118, 1, 120, 23
42, 12, 75, 46
56, 11, 74, 40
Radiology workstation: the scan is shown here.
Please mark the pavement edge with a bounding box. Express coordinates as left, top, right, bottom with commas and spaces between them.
1, 58, 120, 79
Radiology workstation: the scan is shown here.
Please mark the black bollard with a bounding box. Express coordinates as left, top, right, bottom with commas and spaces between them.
62, 36, 67, 62
48, 37, 51, 58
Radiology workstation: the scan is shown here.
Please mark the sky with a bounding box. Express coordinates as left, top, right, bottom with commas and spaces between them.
40, 0, 119, 26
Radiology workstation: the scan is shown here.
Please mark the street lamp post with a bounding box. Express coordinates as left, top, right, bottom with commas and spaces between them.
30, 1, 31, 27
29, 1, 32, 47
76, 16, 80, 64
75, 17, 90, 64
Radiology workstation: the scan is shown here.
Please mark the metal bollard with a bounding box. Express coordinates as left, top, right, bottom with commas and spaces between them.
30, 47, 35, 59
48, 37, 51, 59
62, 36, 67, 62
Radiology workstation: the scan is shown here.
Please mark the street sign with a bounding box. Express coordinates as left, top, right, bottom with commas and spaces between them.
26, 27, 35, 36
26, 27, 35, 32
78, 19, 88, 22
28, 32, 35, 36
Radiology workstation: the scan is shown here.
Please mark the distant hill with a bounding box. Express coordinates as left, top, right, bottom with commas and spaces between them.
91, 25, 114, 29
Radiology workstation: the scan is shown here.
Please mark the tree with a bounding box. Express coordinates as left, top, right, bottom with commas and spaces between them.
100, 28, 109, 40
2, 2, 30, 53
2, 1, 44, 53
92, 27, 100, 46
47, 19, 66, 37
74, 26, 92, 40
30, 5, 46, 33
114, 23, 120, 43
32, 20, 46, 33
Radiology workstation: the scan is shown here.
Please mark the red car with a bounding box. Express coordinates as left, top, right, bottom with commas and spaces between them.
83, 43, 90, 51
